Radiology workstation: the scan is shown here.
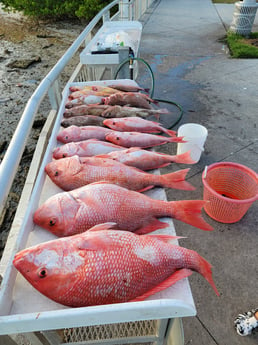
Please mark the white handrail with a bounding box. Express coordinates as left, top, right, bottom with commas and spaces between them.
0, 0, 155, 216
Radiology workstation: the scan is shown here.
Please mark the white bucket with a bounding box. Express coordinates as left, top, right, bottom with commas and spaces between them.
177, 123, 208, 163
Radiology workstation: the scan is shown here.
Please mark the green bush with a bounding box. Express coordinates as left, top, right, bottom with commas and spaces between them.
0, 0, 112, 20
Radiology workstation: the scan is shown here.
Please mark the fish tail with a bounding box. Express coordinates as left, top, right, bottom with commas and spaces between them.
158, 169, 195, 191
170, 151, 197, 164
169, 136, 187, 143
167, 200, 214, 231
162, 128, 177, 137
194, 252, 220, 296
157, 108, 171, 114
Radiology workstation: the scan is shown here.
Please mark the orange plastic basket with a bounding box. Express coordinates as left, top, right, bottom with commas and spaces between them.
202, 162, 258, 223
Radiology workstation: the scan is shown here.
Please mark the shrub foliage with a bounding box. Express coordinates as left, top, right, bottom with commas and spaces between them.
0, 0, 112, 20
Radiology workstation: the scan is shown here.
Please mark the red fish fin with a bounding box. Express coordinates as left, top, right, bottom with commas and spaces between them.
159, 169, 196, 191
87, 222, 117, 232
130, 269, 193, 302
169, 136, 187, 143
198, 256, 220, 297
162, 128, 177, 137
147, 234, 186, 242
137, 185, 155, 192
95, 154, 113, 159
170, 200, 213, 231
171, 151, 196, 164
135, 218, 169, 235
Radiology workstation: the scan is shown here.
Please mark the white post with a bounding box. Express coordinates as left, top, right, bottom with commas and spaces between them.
119, 0, 130, 21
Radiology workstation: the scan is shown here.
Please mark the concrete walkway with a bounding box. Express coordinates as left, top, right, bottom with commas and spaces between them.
139, 1, 258, 344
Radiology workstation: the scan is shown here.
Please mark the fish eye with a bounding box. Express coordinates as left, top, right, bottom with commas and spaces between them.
49, 218, 56, 226
112, 121, 116, 125
54, 171, 58, 176
38, 268, 47, 278
116, 137, 120, 140
65, 136, 68, 140
62, 154, 66, 158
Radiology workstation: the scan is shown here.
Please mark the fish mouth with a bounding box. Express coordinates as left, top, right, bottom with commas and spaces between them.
13, 251, 26, 269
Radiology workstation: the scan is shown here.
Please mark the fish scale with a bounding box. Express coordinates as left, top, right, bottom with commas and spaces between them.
13, 225, 219, 307
33, 182, 213, 237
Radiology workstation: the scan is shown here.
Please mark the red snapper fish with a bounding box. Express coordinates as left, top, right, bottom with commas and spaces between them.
53, 139, 125, 159
101, 105, 170, 119
105, 131, 185, 148
65, 95, 103, 108
61, 115, 105, 128
103, 92, 158, 109
45, 155, 195, 192
97, 147, 196, 170
103, 117, 176, 137
69, 85, 120, 95
33, 182, 213, 237
13, 223, 219, 308
57, 125, 111, 144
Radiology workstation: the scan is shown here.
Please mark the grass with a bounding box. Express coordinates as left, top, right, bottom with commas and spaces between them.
226, 32, 258, 58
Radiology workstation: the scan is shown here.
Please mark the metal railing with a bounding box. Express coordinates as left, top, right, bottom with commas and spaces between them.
0, 0, 156, 216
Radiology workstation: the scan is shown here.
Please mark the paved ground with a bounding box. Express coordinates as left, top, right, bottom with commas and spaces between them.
139, 0, 258, 344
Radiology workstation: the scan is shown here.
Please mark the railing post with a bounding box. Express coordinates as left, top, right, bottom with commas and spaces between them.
119, 0, 130, 20
48, 79, 62, 110
102, 10, 110, 22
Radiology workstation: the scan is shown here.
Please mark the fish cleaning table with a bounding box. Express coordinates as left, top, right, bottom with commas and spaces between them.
79, 21, 142, 81
0, 80, 196, 345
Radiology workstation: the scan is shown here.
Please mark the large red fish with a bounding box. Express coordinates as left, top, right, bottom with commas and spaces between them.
105, 131, 185, 148
45, 155, 195, 192
53, 139, 125, 159
97, 147, 196, 170
33, 182, 213, 237
57, 125, 111, 144
13, 223, 219, 308
103, 117, 176, 136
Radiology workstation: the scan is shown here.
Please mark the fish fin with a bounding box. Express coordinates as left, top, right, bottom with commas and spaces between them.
137, 185, 155, 192
197, 256, 220, 296
87, 222, 117, 232
162, 128, 177, 137
130, 269, 193, 302
146, 234, 186, 242
169, 136, 187, 143
135, 218, 169, 235
95, 154, 112, 159
159, 168, 196, 191
171, 151, 196, 165
170, 200, 214, 231
157, 108, 171, 114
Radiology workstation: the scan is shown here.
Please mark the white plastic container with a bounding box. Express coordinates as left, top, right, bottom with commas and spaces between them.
177, 123, 208, 163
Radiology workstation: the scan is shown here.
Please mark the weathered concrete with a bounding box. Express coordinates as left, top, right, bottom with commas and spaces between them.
139, 0, 258, 344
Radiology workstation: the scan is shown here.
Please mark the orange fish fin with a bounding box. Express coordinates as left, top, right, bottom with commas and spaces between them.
135, 218, 168, 235
159, 169, 196, 191
87, 222, 117, 232
95, 154, 113, 159
146, 234, 186, 243
170, 136, 186, 143
137, 185, 155, 192
171, 151, 196, 165
130, 269, 193, 302
171, 200, 214, 231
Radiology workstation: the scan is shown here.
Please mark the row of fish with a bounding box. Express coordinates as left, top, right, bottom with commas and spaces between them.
13, 81, 219, 308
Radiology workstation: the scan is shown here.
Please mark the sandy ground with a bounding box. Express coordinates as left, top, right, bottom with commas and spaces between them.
0, 7, 86, 255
